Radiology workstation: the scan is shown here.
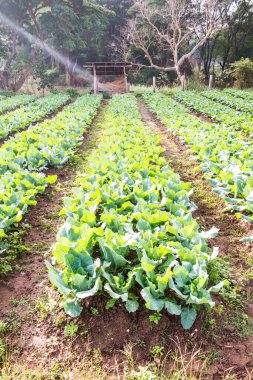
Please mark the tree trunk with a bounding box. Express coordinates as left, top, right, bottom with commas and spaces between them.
12, 66, 32, 92
65, 56, 74, 86
0, 32, 17, 89
0, 71, 9, 89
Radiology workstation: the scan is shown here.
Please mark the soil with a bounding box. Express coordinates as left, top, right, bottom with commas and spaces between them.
0, 99, 253, 379
189, 109, 215, 124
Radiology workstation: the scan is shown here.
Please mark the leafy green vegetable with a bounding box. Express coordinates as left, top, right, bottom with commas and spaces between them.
0, 93, 69, 139
144, 93, 253, 219
0, 94, 36, 115
48, 94, 225, 330
176, 90, 253, 134
0, 95, 102, 239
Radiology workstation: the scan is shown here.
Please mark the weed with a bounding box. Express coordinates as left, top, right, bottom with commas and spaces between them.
220, 286, 241, 308
64, 321, 78, 337
0, 338, 6, 363
54, 312, 65, 327
91, 307, 99, 316
10, 296, 29, 308
207, 258, 230, 285
0, 225, 30, 276
198, 348, 220, 364
4, 311, 23, 331
150, 345, 164, 359
222, 310, 253, 339
0, 321, 8, 334
149, 312, 162, 325
35, 294, 57, 320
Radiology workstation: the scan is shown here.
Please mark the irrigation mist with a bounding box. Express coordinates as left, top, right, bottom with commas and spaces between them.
0, 11, 97, 87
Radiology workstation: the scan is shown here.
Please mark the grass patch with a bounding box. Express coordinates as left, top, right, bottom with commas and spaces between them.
0, 223, 31, 277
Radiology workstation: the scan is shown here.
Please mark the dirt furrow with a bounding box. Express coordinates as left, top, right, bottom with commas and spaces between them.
0, 101, 107, 315
138, 100, 253, 379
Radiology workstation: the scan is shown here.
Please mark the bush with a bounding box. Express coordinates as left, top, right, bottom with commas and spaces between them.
66, 87, 80, 99
215, 70, 234, 89
230, 58, 253, 88
0, 90, 16, 97
50, 88, 60, 95
186, 76, 208, 92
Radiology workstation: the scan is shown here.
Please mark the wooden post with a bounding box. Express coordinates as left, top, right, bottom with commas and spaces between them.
153, 76, 156, 92
123, 66, 128, 93
209, 74, 214, 90
93, 64, 97, 94
181, 75, 186, 91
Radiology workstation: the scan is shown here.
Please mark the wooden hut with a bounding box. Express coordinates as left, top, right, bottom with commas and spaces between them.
84, 62, 132, 94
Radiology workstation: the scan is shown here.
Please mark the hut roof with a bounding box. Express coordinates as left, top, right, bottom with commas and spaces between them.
84, 62, 132, 76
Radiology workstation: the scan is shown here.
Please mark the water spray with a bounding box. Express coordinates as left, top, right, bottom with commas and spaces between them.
0, 11, 106, 90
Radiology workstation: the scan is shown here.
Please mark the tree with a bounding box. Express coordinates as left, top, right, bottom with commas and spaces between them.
230, 57, 253, 88
0, 0, 46, 90
201, 0, 253, 79
119, 0, 233, 83
0, 0, 114, 89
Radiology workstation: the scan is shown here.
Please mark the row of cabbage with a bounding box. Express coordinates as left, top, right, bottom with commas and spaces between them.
224, 88, 253, 101
0, 94, 102, 239
176, 91, 253, 134
0, 93, 70, 140
144, 93, 253, 222
202, 90, 253, 114
47, 94, 225, 330
0, 94, 36, 115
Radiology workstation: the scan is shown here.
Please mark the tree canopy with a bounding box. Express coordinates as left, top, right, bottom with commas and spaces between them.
1, 0, 253, 89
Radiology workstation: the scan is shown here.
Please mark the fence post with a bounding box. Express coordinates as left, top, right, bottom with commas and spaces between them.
153, 76, 156, 92
181, 75, 186, 91
209, 74, 214, 90
93, 64, 97, 94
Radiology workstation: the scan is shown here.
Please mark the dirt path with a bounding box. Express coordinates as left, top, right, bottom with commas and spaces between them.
138, 100, 253, 378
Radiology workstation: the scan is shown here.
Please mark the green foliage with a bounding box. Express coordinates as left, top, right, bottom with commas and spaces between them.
64, 321, 78, 337
66, 88, 80, 99
0, 94, 35, 115
33, 51, 58, 93
155, 91, 253, 219
0, 91, 16, 97
215, 70, 234, 89
0, 320, 7, 364
203, 90, 253, 113
186, 77, 208, 92
149, 312, 162, 325
0, 94, 101, 244
50, 88, 60, 95
150, 345, 164, 358
103, 93, 111, 99
207, 258, 230, 285
91, 307, 99, 316
0, 321, 8, 334
0, 339, 5, 363
0, 225, 30, 277
0, 93, 69, 139
47, 94, 226, 330
230, 58, 253, 88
